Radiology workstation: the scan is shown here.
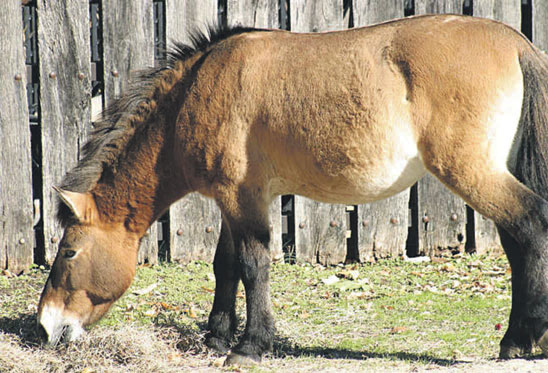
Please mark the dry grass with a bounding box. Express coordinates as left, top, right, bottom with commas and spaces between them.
3, 258, 548, 372
0, 323, 218, 373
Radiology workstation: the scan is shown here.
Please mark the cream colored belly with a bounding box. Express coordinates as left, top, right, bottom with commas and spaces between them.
269, 125, 427, 204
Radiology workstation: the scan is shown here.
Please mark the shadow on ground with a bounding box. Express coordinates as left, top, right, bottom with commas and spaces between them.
0, 313, 41, 346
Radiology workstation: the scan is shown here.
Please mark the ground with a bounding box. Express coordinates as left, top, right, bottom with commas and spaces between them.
1, 254, 548, 372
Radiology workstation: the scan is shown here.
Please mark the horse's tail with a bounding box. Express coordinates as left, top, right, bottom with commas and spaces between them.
514, 47, 548, 199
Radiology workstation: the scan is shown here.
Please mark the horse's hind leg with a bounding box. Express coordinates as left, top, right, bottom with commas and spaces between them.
496, 226, 534, 357
422, 150, 548, 357
205, 219, 240, 353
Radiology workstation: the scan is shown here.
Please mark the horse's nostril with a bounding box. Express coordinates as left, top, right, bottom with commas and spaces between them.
37, 322, 48, 342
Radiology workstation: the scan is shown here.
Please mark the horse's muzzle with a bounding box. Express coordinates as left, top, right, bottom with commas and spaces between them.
37, 305, 84, 346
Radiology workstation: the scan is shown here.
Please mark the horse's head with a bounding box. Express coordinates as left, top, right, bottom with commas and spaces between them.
37, 187, 139, 345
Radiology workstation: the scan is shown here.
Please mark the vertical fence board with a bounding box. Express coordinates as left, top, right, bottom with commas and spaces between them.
474, 0, 521, 30
103, 0, 157, 264
0, 1, 33, 272
352, 0, 409, 261
166, 0, 218, 45
353, 0, 403, 26
290, 0, 347, 265
290, 0, 345, 32
166, 0, 221, 263
533, 0, 548, 51
417, 175, 467, 256
227, 0, 279, 28
413, 1, 467, 257
471, 0, 521, 255
37, 0, 92, 264
415, 0, 462, 14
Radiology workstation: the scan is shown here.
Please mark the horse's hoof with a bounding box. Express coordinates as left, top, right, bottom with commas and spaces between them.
499, 337, 532, 359
204, 335, 230, 354
224, 351, 261, 367
538, 329, 548, 357
499, 344, 525, 359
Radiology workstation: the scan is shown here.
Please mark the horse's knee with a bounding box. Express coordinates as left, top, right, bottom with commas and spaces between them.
238, 232, 271, 284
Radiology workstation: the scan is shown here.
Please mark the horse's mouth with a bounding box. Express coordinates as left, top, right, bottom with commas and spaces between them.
37, 306, 85, 347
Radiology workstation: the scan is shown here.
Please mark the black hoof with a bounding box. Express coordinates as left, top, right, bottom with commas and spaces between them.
204, 335, 231, 354
499, 344, 532, 359
538, 329, 548, 357
224, 351, 261, 367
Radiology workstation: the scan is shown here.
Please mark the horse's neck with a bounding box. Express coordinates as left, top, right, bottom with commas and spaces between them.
93, 114, 187, 236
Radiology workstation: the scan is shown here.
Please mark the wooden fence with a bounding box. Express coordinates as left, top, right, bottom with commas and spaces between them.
1, 0, 547, 274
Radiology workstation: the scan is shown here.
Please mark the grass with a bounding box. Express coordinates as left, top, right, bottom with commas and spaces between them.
1, 254, 548, 372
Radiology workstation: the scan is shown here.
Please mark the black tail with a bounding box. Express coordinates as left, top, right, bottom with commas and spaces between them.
514, 48, 548, 199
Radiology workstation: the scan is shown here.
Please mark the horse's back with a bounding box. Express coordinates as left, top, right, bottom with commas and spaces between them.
182, 15, 531, 206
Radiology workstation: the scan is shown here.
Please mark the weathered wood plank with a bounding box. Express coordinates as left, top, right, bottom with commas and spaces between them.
470, 0, 521, 255
474, 0, 521, 30
166, 0, 218, 46
166, 0, 221, 263
0, 0, 34, 273
102, 0, 157, 264
225, 1, 283, 262
415, 0, 462, 14
358, 192, 409, 261
417, 175, 466, 256
227, 0, 279, 28
352, 0, 403, 26
168, 193, 221, 263
533, 0, 548, 51
290, 0, 347, 265
352, 0, 409, 261
294, 201, 348, 265
290, 0, 345, 32
413, 1, 467, 257
37, 0, 92, 264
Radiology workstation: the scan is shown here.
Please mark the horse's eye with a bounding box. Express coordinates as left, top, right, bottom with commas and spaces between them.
63, 250, 77, 259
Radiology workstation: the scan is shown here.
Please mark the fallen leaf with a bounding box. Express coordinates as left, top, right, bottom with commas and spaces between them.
133, 283, 157, 296
1, 270, 14, 278
201, 287, 215, 293
167, 352, 182, 361
322, 275, 340, 286
441, 263, 456, 272
495, 323, 502, 331
143, 308, 157, 317
389, 326, 407, 334
320, 291, 331, 299
188, 306, 197, 318
337, 270, 360, 280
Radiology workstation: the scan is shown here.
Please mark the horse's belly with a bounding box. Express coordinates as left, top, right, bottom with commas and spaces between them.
270, 130, 427, 204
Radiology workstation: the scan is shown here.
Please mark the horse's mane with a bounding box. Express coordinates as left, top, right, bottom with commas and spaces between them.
57, 24, 258, 225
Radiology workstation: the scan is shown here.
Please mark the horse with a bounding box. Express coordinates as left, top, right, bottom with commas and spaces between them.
37, 14, 548, 365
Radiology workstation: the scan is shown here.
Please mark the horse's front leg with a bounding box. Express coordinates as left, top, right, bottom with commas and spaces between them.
225, 227, 275, 365
205, 220, 241, 353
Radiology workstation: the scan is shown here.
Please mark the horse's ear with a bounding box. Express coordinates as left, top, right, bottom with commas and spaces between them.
53, 186, 97, 224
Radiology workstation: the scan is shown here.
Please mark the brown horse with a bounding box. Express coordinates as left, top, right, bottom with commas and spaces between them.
37, 14, 548, 364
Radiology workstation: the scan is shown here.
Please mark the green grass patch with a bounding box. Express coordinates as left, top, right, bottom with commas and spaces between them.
3, 254, 545, 372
